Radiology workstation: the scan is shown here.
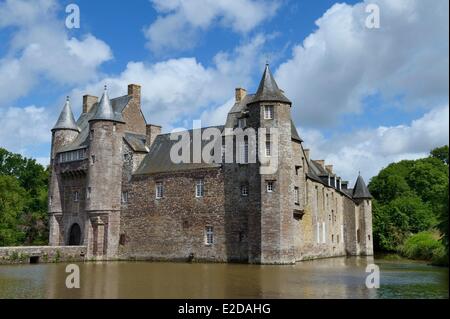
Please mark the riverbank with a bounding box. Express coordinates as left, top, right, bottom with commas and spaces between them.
0, 246, 86, 265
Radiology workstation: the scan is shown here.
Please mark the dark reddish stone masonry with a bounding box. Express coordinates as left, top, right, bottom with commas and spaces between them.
48, 66, 373, 264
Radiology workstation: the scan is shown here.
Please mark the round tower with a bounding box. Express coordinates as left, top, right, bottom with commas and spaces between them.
85, 86, 125, 259
247, 64, 296, 264
352, 174, 373, 256
49, 97, 80, 245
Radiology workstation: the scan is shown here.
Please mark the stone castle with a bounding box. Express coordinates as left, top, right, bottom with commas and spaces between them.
48, 65, 373, 264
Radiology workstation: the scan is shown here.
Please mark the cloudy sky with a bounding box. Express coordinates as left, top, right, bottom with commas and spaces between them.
0, 0, 448, 185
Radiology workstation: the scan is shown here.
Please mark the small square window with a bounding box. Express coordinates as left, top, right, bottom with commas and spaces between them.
266, 181, 275, 193
238, 118, 247, 129
241, 184, 249, 197
196, 179, 204, 198
264, 105, 274, 119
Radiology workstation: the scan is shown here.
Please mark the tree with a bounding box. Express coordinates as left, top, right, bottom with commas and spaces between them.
369, 145, 449, 253
0, 175, 27, 246
0, 148, 49, 246
431, 145, 449, 165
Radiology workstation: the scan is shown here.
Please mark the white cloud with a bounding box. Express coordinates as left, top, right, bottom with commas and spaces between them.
276, 0, 449, 128
144, 0, 279, 53
301, 105, 449, 184
0, 105, 52, 153
0, 0, 112, 107
71, 34, 268, 131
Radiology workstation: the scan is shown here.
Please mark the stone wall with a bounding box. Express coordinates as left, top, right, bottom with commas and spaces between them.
0, 246, 86, 265
119, 168, 228, 262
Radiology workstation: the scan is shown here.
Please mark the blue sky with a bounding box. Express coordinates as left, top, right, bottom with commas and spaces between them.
0, 0, 448, 183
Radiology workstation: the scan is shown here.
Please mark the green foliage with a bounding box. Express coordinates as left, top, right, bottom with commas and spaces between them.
0, 175, 26, 245
0, 148, 49, 246
369, 146, 449, 260
430, 145, 449, 165
399, 231, 442, 260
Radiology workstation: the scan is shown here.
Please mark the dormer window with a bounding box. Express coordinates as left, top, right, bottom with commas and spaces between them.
264, 106, 274, 119
238, 118, 246, 129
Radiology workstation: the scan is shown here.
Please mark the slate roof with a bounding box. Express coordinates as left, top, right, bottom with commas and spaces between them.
251, 64, 291, 104
52, 97, 80, 132
124, 133, 148, 153
352, 175, 372, 199
134, 126, 224, 175
58, 94, 132, 153
90, 86, 124, 123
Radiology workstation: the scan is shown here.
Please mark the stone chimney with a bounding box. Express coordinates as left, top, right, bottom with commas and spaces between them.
83, 95, 98, 113
325, 165, 333, 174
146, 124, 161, 148
316, 160, 325, 169
128, 84, 141, 98
235, 88, 247, 102
304, 149, 310, 161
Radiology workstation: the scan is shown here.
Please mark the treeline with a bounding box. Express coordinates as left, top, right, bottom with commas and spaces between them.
0, 148, 49, 246
369, 146, 449, 265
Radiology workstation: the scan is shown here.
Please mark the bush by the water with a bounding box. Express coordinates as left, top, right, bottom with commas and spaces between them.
399, 232, 447, 265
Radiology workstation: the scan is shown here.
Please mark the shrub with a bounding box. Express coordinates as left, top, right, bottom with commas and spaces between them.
399, 231, 443, 260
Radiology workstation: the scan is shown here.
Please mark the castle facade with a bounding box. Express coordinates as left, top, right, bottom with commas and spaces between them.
48, 65, 373, 264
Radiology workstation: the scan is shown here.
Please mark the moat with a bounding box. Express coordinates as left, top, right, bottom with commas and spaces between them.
0, 256, 447, 299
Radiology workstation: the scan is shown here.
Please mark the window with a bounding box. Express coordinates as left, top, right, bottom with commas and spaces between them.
205, 226, 214, 245
266, 181, 274, 193
265, 135, 271, 157
91, 155, 96, 164
121, 191, 128, 204
295, 166, 300, 175
357, 229, 361, 243
195, 179, 204, 198
294, 187, 299, 204
73, 191, 79, 202
238, 118, 246, 128
239, 138, 249, 164
264, 105, 274, 119
322, 222, 326, 243
90, 129, 94, 141
332, 234, 334, 243
155, 182, 163, 199
113, 123, 116, 132
241, 184, 249, 197
87, 187, 91, 199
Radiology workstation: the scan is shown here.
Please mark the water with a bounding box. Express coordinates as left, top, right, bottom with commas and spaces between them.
0, 256, 447, 299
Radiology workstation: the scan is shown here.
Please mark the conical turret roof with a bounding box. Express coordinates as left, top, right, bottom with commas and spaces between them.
90, 85, 124, 122
352, 174, 372, 199
252, 64, 291, 104
52, 96, 80, 132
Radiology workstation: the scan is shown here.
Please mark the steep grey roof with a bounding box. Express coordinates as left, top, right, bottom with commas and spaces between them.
291, 119, 302, 142
52, 97, 80, 132
90, 86, 124, 123
311, 160, 329, 177
251, 64, 291, 104
124, 133, 148, 153
135, 126, 224, 175
58, 94, 132, 153
352, 175, 372, 199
